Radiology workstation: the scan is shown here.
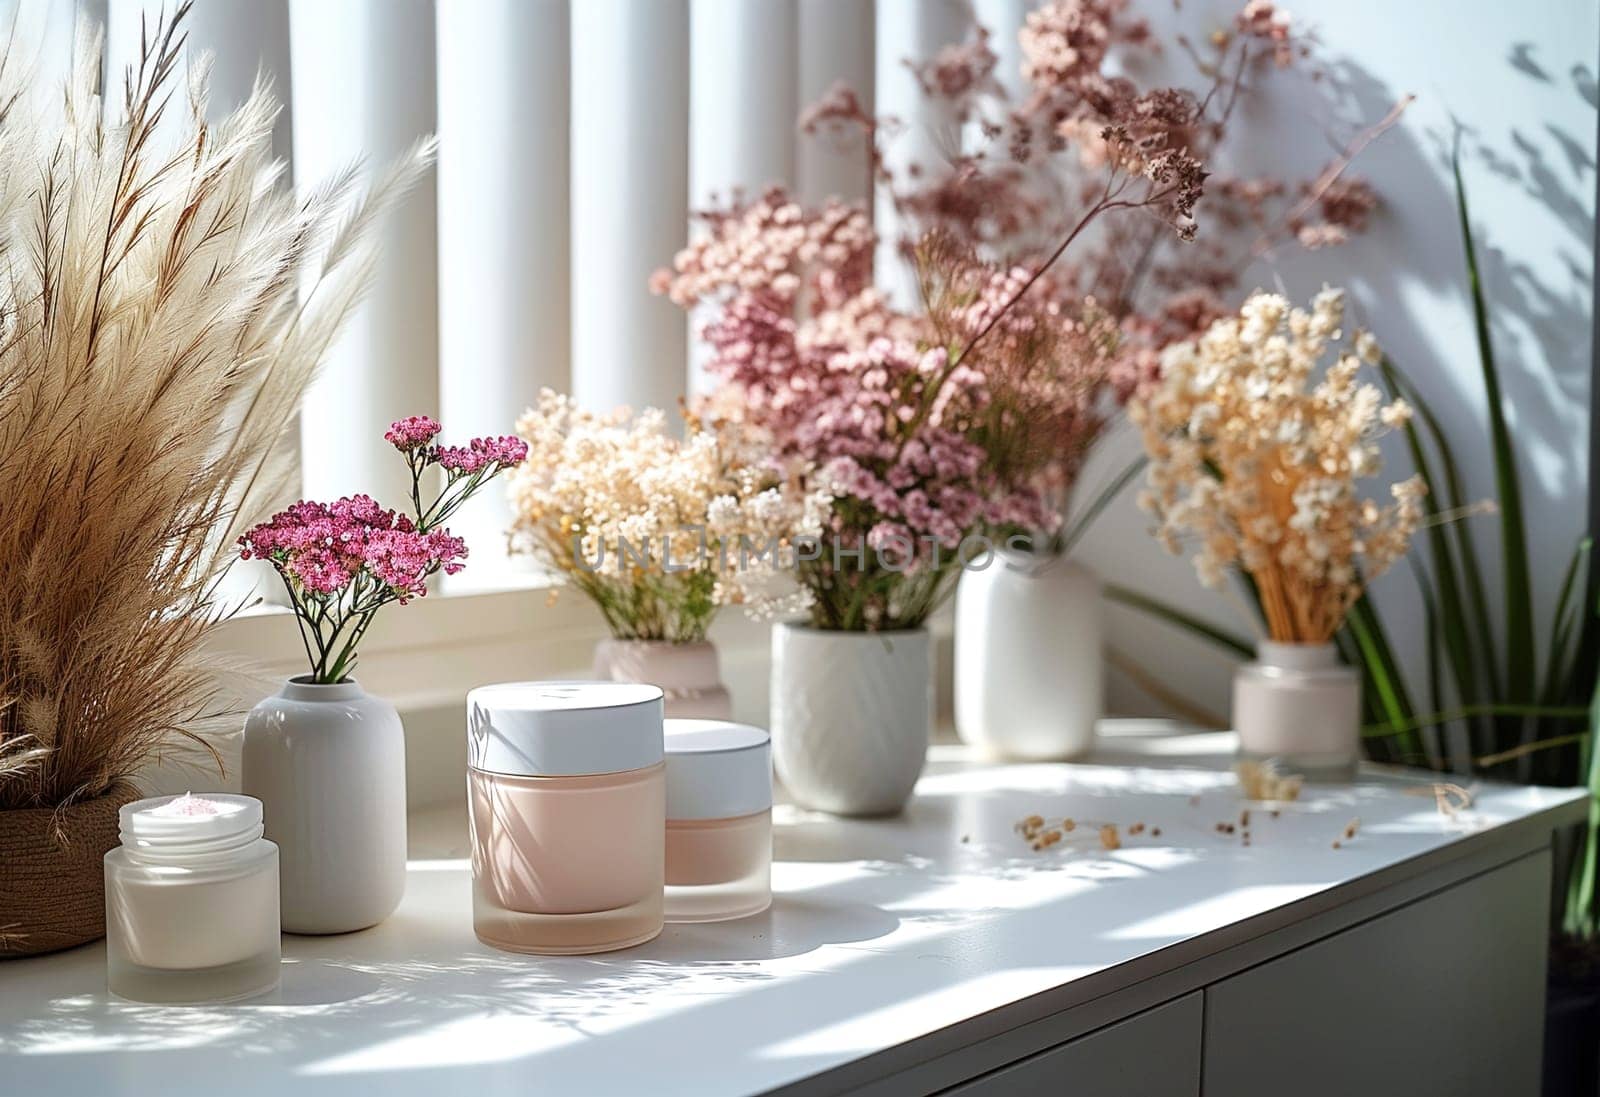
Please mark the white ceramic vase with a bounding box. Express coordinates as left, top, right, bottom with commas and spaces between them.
770, 623, 931, 817
1232, 641, 1361, 781
953, 554, 1103, 760
593, 638, 732, 720
242, 677, 407, 934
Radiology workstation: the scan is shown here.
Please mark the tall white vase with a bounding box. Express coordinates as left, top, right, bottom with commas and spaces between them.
954, 555, 1103, 760
770, 624, 931, 817
242, 677, 407, 934
1232, 641, 1361, 782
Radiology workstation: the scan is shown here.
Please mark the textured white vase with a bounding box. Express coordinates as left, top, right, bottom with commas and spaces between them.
770, 624, 931, 817
1232, 641, 1361, 781
593, 639, 733, 720
242, 677, 407, 934
954, 555, 1103, 760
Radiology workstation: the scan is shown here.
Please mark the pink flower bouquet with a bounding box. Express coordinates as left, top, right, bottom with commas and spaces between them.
659, 197, 1128, 631
240, 418, 527, 683
654, 0, 1397, 632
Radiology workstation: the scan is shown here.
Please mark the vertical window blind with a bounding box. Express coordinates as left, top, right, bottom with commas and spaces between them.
33, 0, 1027, 582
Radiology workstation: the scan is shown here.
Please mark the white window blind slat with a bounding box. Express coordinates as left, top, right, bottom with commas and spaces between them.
290, 0, 439, 506
436, 0, 569, 583
973, 0, 1028, 101
873, 0, 966, 307
77, 0, 1043, 592
570, 0, 689, 417
687, 0, 798, 394
796, 0, 875, 208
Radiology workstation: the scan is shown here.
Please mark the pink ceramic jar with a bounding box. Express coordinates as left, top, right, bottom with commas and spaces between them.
663, 719, 772, 923
467, 681, 665, 954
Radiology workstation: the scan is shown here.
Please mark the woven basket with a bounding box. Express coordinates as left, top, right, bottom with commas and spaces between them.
0, 783, 139, 958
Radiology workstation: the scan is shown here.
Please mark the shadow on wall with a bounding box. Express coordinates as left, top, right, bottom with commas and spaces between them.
1081, 4, 1597, 724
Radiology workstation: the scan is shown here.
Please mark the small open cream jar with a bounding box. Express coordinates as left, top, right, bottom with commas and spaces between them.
663, 719, 772, 923
468, 681, 665, 954
104, 793, 280, 1004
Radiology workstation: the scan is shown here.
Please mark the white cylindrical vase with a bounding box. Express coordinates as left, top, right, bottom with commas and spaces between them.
953, 555, 1103, 760
242, 677, 407, 934
1232, 642, 1361, 782
770, 624, 931, 817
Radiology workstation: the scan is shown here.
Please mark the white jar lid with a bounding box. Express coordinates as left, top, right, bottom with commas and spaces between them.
664, 719, 772, 820
467, 680, 664, 777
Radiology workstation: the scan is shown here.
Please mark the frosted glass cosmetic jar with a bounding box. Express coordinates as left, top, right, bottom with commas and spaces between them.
104, 793, 281, 1004
468, 681, 665, 954
662, 719, 773, 923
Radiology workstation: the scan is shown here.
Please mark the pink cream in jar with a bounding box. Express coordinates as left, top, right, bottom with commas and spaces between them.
663, 719, 772, 923
467, 681, 665, 954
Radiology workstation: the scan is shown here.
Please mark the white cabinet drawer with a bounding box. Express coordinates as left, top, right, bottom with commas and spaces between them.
940, 993, 1201, 1097
1203, 851, 1549, 1097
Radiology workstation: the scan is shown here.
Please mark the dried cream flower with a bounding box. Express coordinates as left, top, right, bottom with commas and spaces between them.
509, 390, 831, 641
1133, 289, 1423, 642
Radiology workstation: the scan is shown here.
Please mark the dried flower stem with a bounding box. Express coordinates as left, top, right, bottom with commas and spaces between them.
1253, 94, 1414, 259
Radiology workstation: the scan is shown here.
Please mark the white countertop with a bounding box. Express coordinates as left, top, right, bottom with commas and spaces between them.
0, 729, 1585, 1097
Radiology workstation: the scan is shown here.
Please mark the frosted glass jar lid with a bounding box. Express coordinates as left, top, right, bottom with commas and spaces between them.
664, 719, 772, 820
468, 680, 665, 777
119, 793, 264, 855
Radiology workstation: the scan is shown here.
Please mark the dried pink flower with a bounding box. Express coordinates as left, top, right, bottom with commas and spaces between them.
910, 25, 999, 112
384, 415, 442, 452
658, 0, 1397, 628
434, 435, 529, 474
240, 418, 524, 682
654, 186, 874, 312
1235, 0, 1294, 68
1019, 0, 1119, 92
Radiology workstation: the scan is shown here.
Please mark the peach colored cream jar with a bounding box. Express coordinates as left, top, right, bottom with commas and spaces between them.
467, 681, 665, 954
663, 719, 773, 923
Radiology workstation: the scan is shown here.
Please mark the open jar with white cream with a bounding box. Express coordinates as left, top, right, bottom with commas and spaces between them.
104, 793, 280, 1003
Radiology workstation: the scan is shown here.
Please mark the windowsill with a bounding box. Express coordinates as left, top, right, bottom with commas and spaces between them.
210, 578, 954, 713
177, 581, 955, 809
208, 578, 606, 713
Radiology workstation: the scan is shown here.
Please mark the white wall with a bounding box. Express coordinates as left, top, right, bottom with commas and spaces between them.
1076, 0, 1598, 721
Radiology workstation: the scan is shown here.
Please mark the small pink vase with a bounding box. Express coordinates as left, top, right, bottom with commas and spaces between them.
1232, 641, 1361, 782
592, 639, 733, 720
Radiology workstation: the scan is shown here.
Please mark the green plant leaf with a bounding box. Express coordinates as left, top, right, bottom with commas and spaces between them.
1563, 670, 1600, 941
1543, 540, 1591, 707
1365, 703, 1589, 740
1453, 141, 1535, 708
1056, 455, 1145, 559
1407, 554, 1448, 764
1391, 364, 1499, 696
1346, 595, 1421, 761
1103, 583, 1255, 659
1380, 358, 1490, 755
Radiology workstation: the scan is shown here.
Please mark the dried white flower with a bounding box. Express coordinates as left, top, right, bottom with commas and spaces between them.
1131, 290, 1423, 642
509, 390, 832, 639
